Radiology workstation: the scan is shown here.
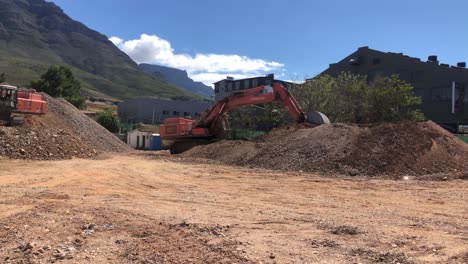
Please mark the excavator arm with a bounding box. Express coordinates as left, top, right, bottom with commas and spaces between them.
198, 82, 306, 134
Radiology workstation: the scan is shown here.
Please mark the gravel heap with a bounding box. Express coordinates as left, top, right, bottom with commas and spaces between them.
184, 121, 468, 177
0, 94, 129, 160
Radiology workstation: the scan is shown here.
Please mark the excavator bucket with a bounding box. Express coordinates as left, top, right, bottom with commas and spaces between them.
306, 111, 330, 125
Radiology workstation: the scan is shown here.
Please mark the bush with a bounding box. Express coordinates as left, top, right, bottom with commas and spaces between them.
96, 109, 120, 133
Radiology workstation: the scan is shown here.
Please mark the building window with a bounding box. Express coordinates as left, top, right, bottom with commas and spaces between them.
173, 111, 180, 115
244, 80, 250, 89
227, 82, 233, 92
454, 83, 466, 113
397, 70, 410, 82
431, 87, 451, 101
214, 84, 219, 93
162, 110, 169, 115
252, 79, 258, 87
235, 81, 240, 91
183, 112, 190, 116
411, 71, 424, 82
372, 58, 381, 65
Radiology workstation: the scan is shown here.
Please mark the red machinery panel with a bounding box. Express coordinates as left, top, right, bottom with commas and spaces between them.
16, 91, 48, 114
160, 117, 197, 137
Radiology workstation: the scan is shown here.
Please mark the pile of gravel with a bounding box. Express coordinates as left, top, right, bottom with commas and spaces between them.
184, 121, 468, 178
0, 94, 129, 160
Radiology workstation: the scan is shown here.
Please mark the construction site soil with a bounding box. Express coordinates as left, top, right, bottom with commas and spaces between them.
0, 94, 129, 160
185, 121, 468, 178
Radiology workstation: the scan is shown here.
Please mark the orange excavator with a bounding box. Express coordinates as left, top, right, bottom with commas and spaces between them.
0, 84, 48, 126
160, 82, 329, 154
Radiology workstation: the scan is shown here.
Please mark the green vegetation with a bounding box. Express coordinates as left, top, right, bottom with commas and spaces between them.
293, 72, 425, 123
30, 65, 86, 109
227, 103, 290, 136
96, 109, 120, 133
0, 73, 6, 83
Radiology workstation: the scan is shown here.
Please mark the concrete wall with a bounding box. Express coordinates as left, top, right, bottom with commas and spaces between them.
319, 46, 468, 126
127, 130, 152, 149
118, 97, 213, 124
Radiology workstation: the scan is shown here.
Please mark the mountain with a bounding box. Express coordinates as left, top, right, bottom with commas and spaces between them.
139, 64, 214, 98
0, 0, 198, 100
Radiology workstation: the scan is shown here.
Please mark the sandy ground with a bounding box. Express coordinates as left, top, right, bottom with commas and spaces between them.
0, 152, 467, 263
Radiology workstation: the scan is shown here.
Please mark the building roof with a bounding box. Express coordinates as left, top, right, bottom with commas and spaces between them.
213, 74, 275, 85
331, 46, 466, 72
212, 73, 297, 86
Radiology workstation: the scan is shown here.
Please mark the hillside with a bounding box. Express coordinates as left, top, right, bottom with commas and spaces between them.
0, 0, 197, 100
139, 64, 214, 98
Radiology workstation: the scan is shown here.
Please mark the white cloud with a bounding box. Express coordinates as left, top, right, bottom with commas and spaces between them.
110, 34, 285, 86
109, 36, 123, 45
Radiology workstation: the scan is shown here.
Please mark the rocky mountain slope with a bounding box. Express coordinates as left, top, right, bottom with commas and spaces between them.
0, 0, 197, 100
139, 64, 214, 98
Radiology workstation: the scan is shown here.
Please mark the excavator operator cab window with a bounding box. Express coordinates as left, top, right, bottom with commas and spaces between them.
0, 88, 6, 99
1, 88, 14, 100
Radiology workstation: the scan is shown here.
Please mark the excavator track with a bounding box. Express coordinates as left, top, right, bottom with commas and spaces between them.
170, 139, 212, 154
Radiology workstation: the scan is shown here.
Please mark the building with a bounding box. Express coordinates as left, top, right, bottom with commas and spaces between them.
126, 124, 161, 150
214, 74, 297, 101
118, 97, 213, 124
318, 46, 468, 131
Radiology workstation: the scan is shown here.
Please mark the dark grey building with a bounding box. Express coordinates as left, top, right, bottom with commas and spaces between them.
214, 74, 296, 101
118, 97, 213, 124
318, 46, 468, 131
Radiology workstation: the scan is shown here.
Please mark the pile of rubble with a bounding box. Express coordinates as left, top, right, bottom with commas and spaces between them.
184, 121, 468, 178
0, 94, 129, 160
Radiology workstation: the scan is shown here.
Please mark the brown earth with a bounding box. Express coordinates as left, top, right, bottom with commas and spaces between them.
184, 121, 468, 178
0, 152, 467, 263
0, 94, 129, 160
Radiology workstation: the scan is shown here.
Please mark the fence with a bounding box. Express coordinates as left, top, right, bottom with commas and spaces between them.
456, 135, 468, 143
230, 129, 265, 140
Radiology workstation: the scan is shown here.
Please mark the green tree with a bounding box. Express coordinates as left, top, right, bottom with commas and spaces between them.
369, 75, 424, 122
293, 72, 424, 123
0, 73, 6, 83
30, 65, 86, 109
96, 109, 120, 133
292, 75, 336, 117
259, 102, 290, 127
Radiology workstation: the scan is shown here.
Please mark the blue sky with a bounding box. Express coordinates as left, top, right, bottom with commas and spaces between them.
50, 0, 468, 86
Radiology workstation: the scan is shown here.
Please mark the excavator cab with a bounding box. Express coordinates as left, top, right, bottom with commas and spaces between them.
0, 85, 18, 124
0, 85, 17, 109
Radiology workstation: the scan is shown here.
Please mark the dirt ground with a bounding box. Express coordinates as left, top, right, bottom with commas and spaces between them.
0, 152, 467, 263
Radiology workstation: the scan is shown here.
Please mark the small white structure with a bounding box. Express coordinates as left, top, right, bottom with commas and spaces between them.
127, 124, 159, 150
127, 130, 152, 149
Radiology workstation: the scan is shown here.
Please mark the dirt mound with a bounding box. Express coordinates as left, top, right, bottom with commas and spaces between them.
0, 94, 129, 160
184, 121, 468, 177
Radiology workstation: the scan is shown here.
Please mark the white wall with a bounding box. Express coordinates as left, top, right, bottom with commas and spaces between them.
127, 130, 152, 149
